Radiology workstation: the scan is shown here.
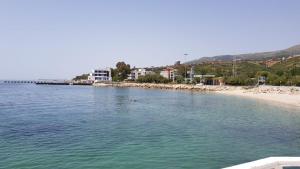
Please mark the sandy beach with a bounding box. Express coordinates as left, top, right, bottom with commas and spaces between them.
217, 86, 300, 108
94, 83, 300, 108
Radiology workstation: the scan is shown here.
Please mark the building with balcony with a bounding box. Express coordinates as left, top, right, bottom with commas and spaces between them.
127, 68, 154, 80
160, 68, 176, 81
88, 68, 112, 83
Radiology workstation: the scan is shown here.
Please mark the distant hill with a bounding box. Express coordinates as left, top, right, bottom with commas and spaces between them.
187, 44, 300, 64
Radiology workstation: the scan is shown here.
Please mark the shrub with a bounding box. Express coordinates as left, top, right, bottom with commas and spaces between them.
224, 76, 256, 86
291, 76, 300, 86
136, 74, 171, 84
175, 75, 184, 84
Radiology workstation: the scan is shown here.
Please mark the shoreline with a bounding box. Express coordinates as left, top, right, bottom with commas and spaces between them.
94, 83, 300, 108
94, 82, 239, 91
216, 86, 300, 108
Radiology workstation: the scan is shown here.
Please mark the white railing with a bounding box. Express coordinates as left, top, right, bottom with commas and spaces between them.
223, 157, 300, 169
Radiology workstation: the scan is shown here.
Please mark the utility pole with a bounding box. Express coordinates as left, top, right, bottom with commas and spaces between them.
190, 65, 195, 82
184, 53, 188, 83
172, 70, 175, 83
232, 56, 236, 77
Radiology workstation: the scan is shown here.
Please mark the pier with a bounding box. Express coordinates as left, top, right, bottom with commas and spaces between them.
1, 80, 92, 86
2, 80, 37, 84
1, 80, 69, 85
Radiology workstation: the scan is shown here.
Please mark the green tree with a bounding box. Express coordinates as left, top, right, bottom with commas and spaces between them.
73, 74, 89, 81
174, 64, 187, 77
291, 76, 300, 86
175, 75, 184, 84
114, 61, 131, 81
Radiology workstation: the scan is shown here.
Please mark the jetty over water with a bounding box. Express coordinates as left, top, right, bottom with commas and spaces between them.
1, 80, 92, 85
2, 80, 39, 84
223, 157, 300, 169
1, 80, 69, 85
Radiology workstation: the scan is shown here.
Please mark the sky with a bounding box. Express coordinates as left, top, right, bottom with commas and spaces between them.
0, 0, 300, 80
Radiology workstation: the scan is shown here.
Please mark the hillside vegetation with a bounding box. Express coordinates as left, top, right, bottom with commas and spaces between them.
176, 56, 300, 86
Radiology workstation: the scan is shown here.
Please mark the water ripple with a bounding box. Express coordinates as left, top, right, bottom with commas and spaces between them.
1, 84, 300, 169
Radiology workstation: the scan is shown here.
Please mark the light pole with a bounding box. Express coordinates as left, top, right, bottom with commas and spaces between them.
184, 53, 188, 83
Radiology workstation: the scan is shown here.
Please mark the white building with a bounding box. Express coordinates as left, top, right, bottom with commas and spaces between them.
88, 68, 112, 83
127, 68, 153, 80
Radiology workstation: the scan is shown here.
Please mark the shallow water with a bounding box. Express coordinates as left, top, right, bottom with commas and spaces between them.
0, 84, 300, 169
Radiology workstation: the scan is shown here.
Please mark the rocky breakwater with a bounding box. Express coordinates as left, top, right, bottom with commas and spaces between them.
93, 82, 235, 92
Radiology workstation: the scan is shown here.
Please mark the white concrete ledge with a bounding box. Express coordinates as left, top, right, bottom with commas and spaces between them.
223, 157, 300, 169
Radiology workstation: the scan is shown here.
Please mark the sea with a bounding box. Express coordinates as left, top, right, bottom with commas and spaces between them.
0, 83, 300, 169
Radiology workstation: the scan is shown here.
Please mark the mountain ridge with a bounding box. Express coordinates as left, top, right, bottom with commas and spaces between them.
186, 44, 300, 64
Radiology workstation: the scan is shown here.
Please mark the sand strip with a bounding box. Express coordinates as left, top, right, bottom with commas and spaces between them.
217, 87, 300, 108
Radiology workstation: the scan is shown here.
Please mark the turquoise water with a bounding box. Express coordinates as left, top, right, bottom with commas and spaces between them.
1, 84, 300, 169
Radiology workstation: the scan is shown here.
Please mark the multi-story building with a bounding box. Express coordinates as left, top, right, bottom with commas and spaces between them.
160, 68, 176, 81
88, 68, 112, 83
127, 68, 153, 80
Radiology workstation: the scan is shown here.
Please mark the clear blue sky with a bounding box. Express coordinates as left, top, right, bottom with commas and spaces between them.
1, 0, 300, 80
